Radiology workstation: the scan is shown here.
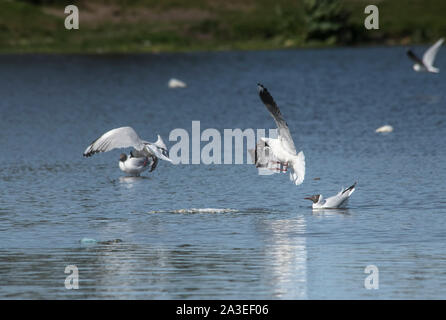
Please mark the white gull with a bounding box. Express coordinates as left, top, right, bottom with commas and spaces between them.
250, 84, 305, 185
305, 182, 356, 209
407, 38, 444, 73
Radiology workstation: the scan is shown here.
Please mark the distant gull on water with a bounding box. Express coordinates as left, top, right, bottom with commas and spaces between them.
168, 78, 187, 88
375, 125, 393, 133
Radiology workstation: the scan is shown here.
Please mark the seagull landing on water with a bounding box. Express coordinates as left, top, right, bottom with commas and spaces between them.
407, 38, 444, 73
249, 84, 305, 186
305, 182, 357, 209
83, 126, 172, 176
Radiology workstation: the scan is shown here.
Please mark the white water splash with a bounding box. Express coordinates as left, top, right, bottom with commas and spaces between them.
149, 208, 239, 214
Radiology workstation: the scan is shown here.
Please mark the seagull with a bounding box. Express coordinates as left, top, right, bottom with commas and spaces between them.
407, 38, 444, 73
83, 127, 172, 176
118, 153, 155, 176
251, 84, 305, 185
375, 125, 393, 133
168, 78, 187, 88
305, 182, 357, 209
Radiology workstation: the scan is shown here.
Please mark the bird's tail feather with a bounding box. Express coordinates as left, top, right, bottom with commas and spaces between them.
289, 151, 305, 185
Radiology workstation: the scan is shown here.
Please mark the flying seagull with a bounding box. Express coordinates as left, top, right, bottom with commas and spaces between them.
83, 126, 172, 176
407, 38, 444, 73
251, 84, 305, 185
305, 182, 356, 209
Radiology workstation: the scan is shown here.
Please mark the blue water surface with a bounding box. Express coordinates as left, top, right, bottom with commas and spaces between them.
0, 47, 445, 299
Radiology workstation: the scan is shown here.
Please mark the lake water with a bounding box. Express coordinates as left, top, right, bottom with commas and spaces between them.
0, 47, 445, 299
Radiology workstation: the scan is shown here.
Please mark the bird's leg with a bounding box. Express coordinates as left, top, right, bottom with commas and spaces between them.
282, 162, 288, 173
275, 161, 281, 172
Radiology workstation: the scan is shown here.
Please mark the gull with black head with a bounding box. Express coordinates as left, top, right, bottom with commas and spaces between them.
305, 182, 357, 209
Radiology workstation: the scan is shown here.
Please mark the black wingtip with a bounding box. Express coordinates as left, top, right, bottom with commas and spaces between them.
83, 151, 96, 158
257, 83, 266, 92
342, 182, 357, 194
258, 84, 275, 105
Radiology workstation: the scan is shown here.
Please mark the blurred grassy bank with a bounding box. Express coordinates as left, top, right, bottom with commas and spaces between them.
1, 0, 446, 53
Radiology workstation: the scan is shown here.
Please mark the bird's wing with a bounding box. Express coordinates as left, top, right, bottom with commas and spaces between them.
289, 151, 305, 185
83, 127, 145, 157
324, 182, 356, 207
423, 38, 444, 67
141, 135, 170, 162
341, 182, 357, 196
154, 134, 167, 150
153, 135, 170, 158
407, 49, 424, 65
258, 84, 297, 154
144, 143, 172, 162
324, 193, 347, 208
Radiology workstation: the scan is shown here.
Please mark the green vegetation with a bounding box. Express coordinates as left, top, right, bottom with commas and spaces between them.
304, 0, 351, 45
1, 0, 446, 53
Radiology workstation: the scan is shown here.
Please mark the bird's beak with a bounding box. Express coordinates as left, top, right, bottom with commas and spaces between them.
304, 197, 312, 201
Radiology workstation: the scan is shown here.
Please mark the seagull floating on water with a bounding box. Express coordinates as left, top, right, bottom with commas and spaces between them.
118, 153, 155, 176
375, 125, 393, 133
407, 38, 444, 73
83, 126, 172, 176
168, 78, 187, 88
249, 84, 305, 185
305, 182, 356, 209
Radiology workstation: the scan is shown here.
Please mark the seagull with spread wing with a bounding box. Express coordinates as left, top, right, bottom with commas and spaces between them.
250, 84, 305, 185
407, 38, 444, 73
83, 127, 172, 176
